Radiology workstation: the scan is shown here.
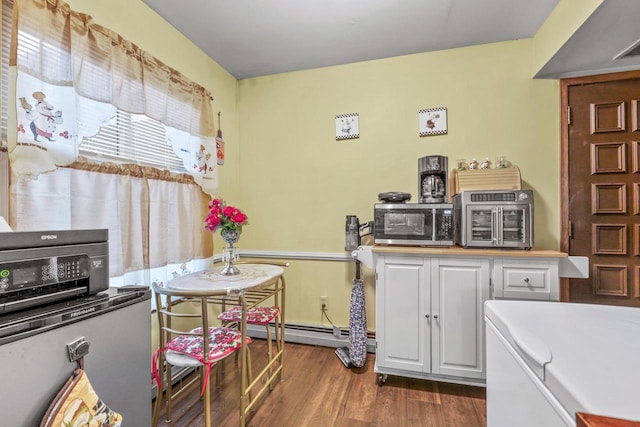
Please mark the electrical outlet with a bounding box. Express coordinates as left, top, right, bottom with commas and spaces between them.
320, 295, 327, 312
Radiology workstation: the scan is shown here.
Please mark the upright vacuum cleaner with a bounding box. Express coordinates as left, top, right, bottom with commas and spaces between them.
336, 215, 372, 368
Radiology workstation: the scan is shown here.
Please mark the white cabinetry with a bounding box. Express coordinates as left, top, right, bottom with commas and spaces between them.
360, 246, 589, 387
376, 255, 429, 374
493, 258, 559, 300
432, 257, 490, 379
375, 254, 489, 385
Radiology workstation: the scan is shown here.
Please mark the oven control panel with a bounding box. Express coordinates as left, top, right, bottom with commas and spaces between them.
0, 254, 90, 294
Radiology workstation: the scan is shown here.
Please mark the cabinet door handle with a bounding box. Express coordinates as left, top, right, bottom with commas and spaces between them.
524, 278, 530, 283
425, 314, 430, 319
433, 314, 439, 320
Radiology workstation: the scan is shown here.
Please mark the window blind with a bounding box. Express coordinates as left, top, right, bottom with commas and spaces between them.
79, 110, 186, 173
1, 0, 11, 146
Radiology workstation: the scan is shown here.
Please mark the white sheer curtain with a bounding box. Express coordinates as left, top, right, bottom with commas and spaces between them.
10, 165, 213, 284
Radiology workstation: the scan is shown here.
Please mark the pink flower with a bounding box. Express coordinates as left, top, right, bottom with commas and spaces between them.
209, 198, 223, 209
204, 212, 222, 231
231, 212, 247, 224
204, 198, 249, 234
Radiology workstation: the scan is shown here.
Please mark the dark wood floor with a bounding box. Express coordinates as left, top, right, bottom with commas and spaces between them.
155, 339, 487, 427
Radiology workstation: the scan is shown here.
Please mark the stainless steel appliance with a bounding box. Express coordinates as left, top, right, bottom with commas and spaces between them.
453, 190, 534, 249
418, 155, 448, 203
344, 215, 373, 251
374, 202, 454, 246
0, 229, 151, 426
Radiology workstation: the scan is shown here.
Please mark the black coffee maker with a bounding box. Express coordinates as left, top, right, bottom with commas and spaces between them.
418, 155, 448, 203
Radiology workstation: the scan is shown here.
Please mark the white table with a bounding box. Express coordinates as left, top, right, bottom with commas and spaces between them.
164, 263, 286, 426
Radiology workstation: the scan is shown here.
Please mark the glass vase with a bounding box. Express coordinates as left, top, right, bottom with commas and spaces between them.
220, 229, 241, 275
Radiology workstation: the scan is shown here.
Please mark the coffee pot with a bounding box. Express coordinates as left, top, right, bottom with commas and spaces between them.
418, 155, 448, 203
422, 175, 445, 201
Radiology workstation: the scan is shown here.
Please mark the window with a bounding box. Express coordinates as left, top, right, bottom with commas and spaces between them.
8, 0, 186, 175
10, 0, 218, 189
8, 0, 214, 287
80, 110, 187, 173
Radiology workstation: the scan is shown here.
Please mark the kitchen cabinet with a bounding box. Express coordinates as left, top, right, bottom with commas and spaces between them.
356, 245, 590, 387
375, 254, 489, 385
432, 257, 490, 379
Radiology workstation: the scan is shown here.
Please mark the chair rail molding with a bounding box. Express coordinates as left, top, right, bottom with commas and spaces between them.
214, 249, 353, 262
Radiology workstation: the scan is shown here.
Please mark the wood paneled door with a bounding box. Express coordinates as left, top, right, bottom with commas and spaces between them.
561, 71, 640, 306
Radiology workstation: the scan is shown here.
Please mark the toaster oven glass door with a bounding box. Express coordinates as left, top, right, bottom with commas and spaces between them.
466, 205, 531, 247
501, 207, 527, 244
469, 208, 494, 243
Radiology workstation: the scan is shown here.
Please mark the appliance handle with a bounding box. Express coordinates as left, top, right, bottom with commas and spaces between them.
497, 206, 503, 245
491, 208, 497, 245
359, 221, 374, 236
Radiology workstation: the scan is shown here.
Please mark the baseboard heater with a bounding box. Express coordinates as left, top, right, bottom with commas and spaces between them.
246, 322, 376, 354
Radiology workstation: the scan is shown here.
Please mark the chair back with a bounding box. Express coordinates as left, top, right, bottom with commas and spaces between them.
152, 282, 212, 363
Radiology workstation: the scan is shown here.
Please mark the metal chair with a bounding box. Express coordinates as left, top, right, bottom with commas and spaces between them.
151, 281, 251, 427
217, 305, 280, 375
216, 260, 288, 388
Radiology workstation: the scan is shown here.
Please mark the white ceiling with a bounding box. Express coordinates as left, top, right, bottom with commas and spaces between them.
142, 0, 640, 80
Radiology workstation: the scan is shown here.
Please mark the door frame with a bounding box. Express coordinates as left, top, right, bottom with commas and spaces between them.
559, 70, 640, 301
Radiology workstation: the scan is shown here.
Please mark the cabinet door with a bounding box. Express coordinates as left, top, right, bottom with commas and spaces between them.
376, 255, 430, 373
431, 258, 490, 379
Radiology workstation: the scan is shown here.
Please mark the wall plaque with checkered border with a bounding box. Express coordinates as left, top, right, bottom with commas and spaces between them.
419, 107, 447, 136
335, 113, 359, 140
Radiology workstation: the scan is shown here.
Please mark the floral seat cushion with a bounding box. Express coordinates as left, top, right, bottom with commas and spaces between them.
153, 326, 250, 395
169, 326, 249, 361
217, 306, 280, 325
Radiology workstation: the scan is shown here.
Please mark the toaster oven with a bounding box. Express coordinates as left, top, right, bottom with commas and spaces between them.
453, 190, 534, 249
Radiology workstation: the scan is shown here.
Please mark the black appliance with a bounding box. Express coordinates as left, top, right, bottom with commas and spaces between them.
0, 229, 151, 426
373, 203, 453, 246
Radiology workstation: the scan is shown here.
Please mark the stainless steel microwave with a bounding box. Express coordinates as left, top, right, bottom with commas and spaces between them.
373, 203, 453, 246
453, 190, 534, 249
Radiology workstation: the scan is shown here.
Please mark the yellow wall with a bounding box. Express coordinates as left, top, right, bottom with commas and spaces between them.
238, 40, 560, 251
29, 1, 569, 332
236, 39, 560, 329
